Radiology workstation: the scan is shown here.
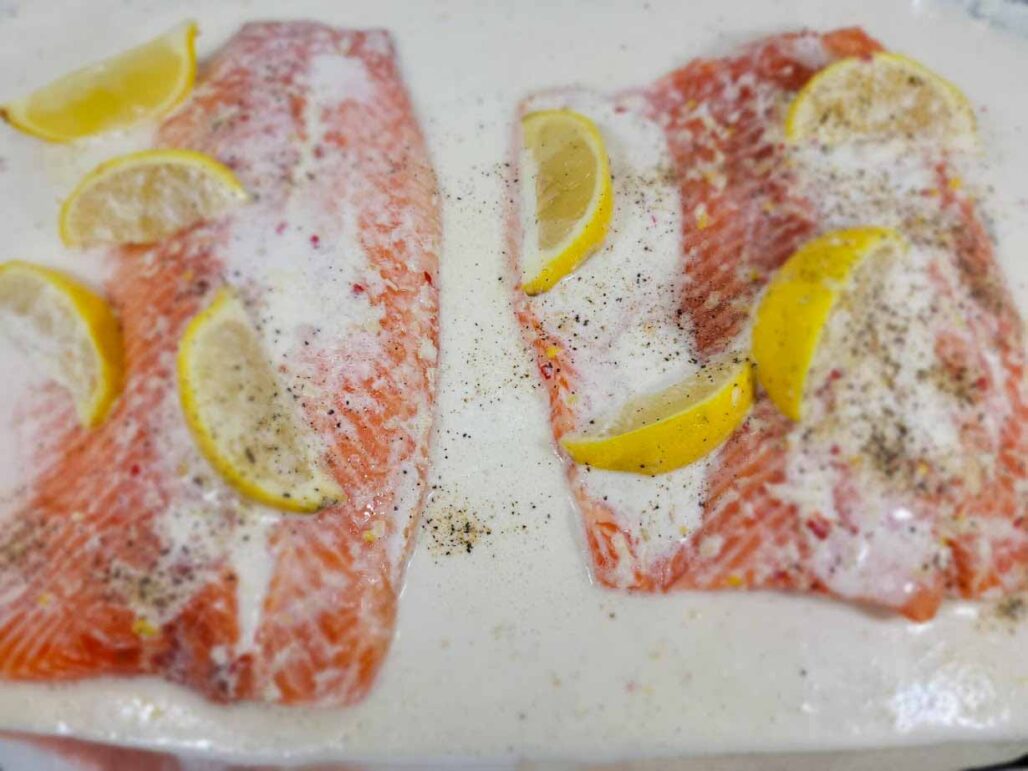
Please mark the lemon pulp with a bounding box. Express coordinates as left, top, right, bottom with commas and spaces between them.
2, 21, 198, 142
178, 288, 344, 513
786, 52, 976, 145
0, 261, 123, 427
752, 227, 907, 421
60, 149, 248, 248
561, 357, 754, 475
520, 109, 613, 295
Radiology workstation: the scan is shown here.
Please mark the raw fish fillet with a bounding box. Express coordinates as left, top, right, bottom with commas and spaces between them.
513, 28, 1028, 620
0, 21, 440, 704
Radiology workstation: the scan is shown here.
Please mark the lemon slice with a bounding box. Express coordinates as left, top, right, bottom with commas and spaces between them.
752, 227, 906, 421
561, 357, 754, 475
0, 261, 123, 427
60, 149, 248, 248
520, 109, 614, 295
178, 288, 344, 513
785, 52, 976, 145
2, 21, 198, 142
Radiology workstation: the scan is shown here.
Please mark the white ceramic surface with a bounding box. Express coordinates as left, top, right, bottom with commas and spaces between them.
0, 0, 1027, 765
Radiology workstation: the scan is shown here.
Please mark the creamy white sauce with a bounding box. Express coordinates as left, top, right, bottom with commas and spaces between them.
523, 90, 709, 565
774, 127, 1000, 605
0, 0, 1026, 765
226, 512, 275, 652
0, 368, 46, 503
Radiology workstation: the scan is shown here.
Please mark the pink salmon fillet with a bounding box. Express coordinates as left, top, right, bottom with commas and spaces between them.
0, 21, 440, 705
513, 28, 1028, 620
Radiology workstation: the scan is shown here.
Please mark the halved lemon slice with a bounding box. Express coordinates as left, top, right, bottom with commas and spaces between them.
0, 261, 123, 427
60, 149, 248, 248
752, 227, 907, 421
785, 52, 976, 145
2, 21, 198, 142
178, 288, 344, 513
520, 109, 613, 295
561, 357, 753, 475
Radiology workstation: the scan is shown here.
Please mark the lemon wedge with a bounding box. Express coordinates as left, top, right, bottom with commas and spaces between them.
2, 21, 198, 142
178, 288, 344, 513
60, 149, 248, 248
752, 227, 907, 421
561, 357, 754, 475
0, 261, 123, 427
520, 109, 613, 295
785, 52, 976, 145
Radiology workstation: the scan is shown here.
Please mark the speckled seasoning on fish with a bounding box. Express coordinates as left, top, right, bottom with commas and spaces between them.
0, 21, 440, 704
512, 28, 1028, 620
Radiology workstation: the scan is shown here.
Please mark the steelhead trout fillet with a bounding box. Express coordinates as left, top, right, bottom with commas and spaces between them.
513, 28, 1028, 620
0, 22, 440, 705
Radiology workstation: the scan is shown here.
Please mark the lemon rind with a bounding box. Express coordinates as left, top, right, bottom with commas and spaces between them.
520, 109, 614, 295
785, 51, 976, 144
0, 260, 123, 427
752, 227, 908, 421
560, 360, 754, 475
1, 21, 199, 143
178, 288, 344, 514
59, 148, 249, 248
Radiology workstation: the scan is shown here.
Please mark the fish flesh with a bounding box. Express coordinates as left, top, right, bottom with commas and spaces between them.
0, 21, 440, 704
512, 28, 1028, 620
